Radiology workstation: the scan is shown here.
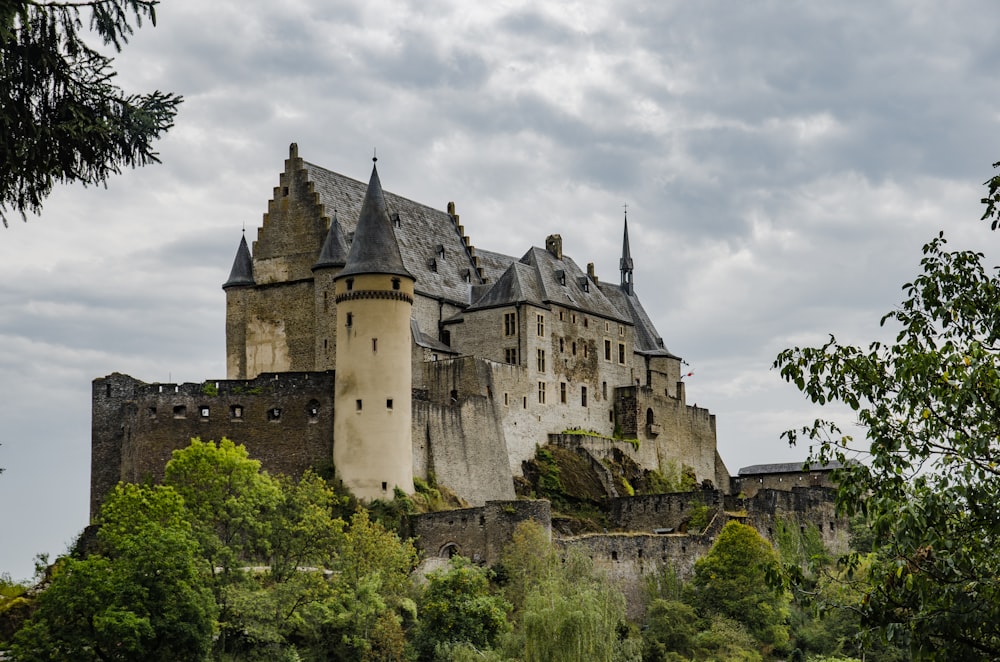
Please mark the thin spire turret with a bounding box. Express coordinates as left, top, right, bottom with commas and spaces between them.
620, 207, 633, 295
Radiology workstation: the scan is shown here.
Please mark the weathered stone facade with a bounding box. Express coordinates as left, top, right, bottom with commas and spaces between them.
91, 371, 334, 517
95, 145, 754, 516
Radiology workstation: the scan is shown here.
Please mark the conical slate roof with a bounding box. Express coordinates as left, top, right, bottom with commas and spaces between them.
223, 234, 254, 288
337, 163, 414, 280
313, 213, 350, 270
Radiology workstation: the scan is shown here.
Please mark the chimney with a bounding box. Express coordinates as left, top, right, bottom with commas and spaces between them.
587, 262, 598, 285
545, 234, 563, 260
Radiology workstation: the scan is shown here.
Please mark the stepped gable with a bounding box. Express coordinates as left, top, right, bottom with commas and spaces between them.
303, 161, 481, 304
472, 247, 517, 284
223, 234, 255, 288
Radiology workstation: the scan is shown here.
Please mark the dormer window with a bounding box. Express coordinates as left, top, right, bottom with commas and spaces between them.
436, 244, 445, 259
346, 278, 354, 291
462, 269, 471, 283
556, 270, 566, 286
392, 278, 400, 291
429, 258, 438, 273
578, 276, 589, 292
391, 212, 401, 228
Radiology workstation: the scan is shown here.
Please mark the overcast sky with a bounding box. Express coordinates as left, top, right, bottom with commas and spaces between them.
2, 0, 999, 580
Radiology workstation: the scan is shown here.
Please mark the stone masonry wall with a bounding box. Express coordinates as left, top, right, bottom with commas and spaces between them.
405, 499, 551, 565
92, 371, 335, 517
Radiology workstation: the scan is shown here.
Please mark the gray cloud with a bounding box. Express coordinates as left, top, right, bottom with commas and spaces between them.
1, 0, 999, 580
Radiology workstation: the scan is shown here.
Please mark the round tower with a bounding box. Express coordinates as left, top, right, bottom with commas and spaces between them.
333, 161, 415, 500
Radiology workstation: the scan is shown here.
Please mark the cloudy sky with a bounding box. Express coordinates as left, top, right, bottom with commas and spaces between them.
2, 0, 999, 580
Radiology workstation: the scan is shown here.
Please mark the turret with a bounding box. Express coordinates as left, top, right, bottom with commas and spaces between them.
223, 233, 255, 379
332, 159, 415, 500
313, 214, 349, 370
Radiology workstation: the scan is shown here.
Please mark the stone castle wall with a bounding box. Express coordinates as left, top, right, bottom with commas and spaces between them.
405, 499, 552, 565
91, 371, 335, 518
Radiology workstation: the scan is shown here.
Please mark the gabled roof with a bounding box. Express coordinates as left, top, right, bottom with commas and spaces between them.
303, 161, 482, 304
520, 247, 630, 322
312, 213, 349, 270
338, 164, 413, 280
223, 234, 254, 288
465, 261, 546, 311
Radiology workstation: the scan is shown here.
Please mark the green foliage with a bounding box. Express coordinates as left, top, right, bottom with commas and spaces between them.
201, 381, 219, 396
0, 0, 181, 225
775, 232, 1000, 658
498, 522, 638, 662
693, 521, 790, 652
685, 504, 712, 534
11, 483, 216, 661
415, 557, 511, 660
164, 437, 281, 579
642, 599, 700, 659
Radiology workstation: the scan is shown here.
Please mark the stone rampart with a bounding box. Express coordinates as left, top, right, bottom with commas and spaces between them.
91, 371, 334, 517
405, 499, 551, 565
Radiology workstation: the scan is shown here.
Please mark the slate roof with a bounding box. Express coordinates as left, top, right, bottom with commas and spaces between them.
411, 318, 459, 354
223, 234, 255, 288
600, 283, 678, 357
738, 461, 844, 475
303, 161, 482, 304
312, 213, 349, 270
466, 246, 630, 324
338, 164, 413, 280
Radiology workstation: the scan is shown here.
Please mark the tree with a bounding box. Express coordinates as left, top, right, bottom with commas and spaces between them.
692, 520, 789, 652
10, 483, 215, 661
775, 232, 1000, 658
414, 556, 511, 660
0, 0, 181, 225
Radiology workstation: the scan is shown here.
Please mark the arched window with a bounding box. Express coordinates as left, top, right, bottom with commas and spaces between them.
646, 408, 654, 426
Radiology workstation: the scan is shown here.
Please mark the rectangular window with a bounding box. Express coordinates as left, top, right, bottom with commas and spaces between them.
346, 312, 353, 327
581, 386, 588, 407
619, 325, 625, 336
372, 338, 378, 353
504, 312, 517, 336
559, 338, 564, 353
605, 339, 612, 361
571, 313, 577, 324
538, 381, 546, 404
602, 381, 607, 399
504, 348, 518, 364
356, 399, 363, 411
536, 348, 546, 372
536, 314, 544, 336
504, 393, 509, 406
386, 399, 393, 409
560, 382, 567, 403
618, 343, 626, 364
559, 310, 564, 321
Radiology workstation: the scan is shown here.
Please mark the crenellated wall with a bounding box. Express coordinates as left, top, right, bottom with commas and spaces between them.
91, 371, 335, 518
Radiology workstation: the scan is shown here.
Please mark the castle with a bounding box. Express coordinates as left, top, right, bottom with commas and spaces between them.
92, 143, 732, 515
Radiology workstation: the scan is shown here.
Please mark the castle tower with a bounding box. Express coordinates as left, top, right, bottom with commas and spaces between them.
223, 232, 255, 379
312, 213, 349, 371
333, 160, 415, 500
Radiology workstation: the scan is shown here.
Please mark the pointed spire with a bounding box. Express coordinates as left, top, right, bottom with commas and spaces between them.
620, 207, 634, 295
337, 162, 414, 280
313, 212, 350, 270
223, 233, 255, 289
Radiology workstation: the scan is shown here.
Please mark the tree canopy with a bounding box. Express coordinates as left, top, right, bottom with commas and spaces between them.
775, 232, 1000, 658
0, 0, 181, 225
